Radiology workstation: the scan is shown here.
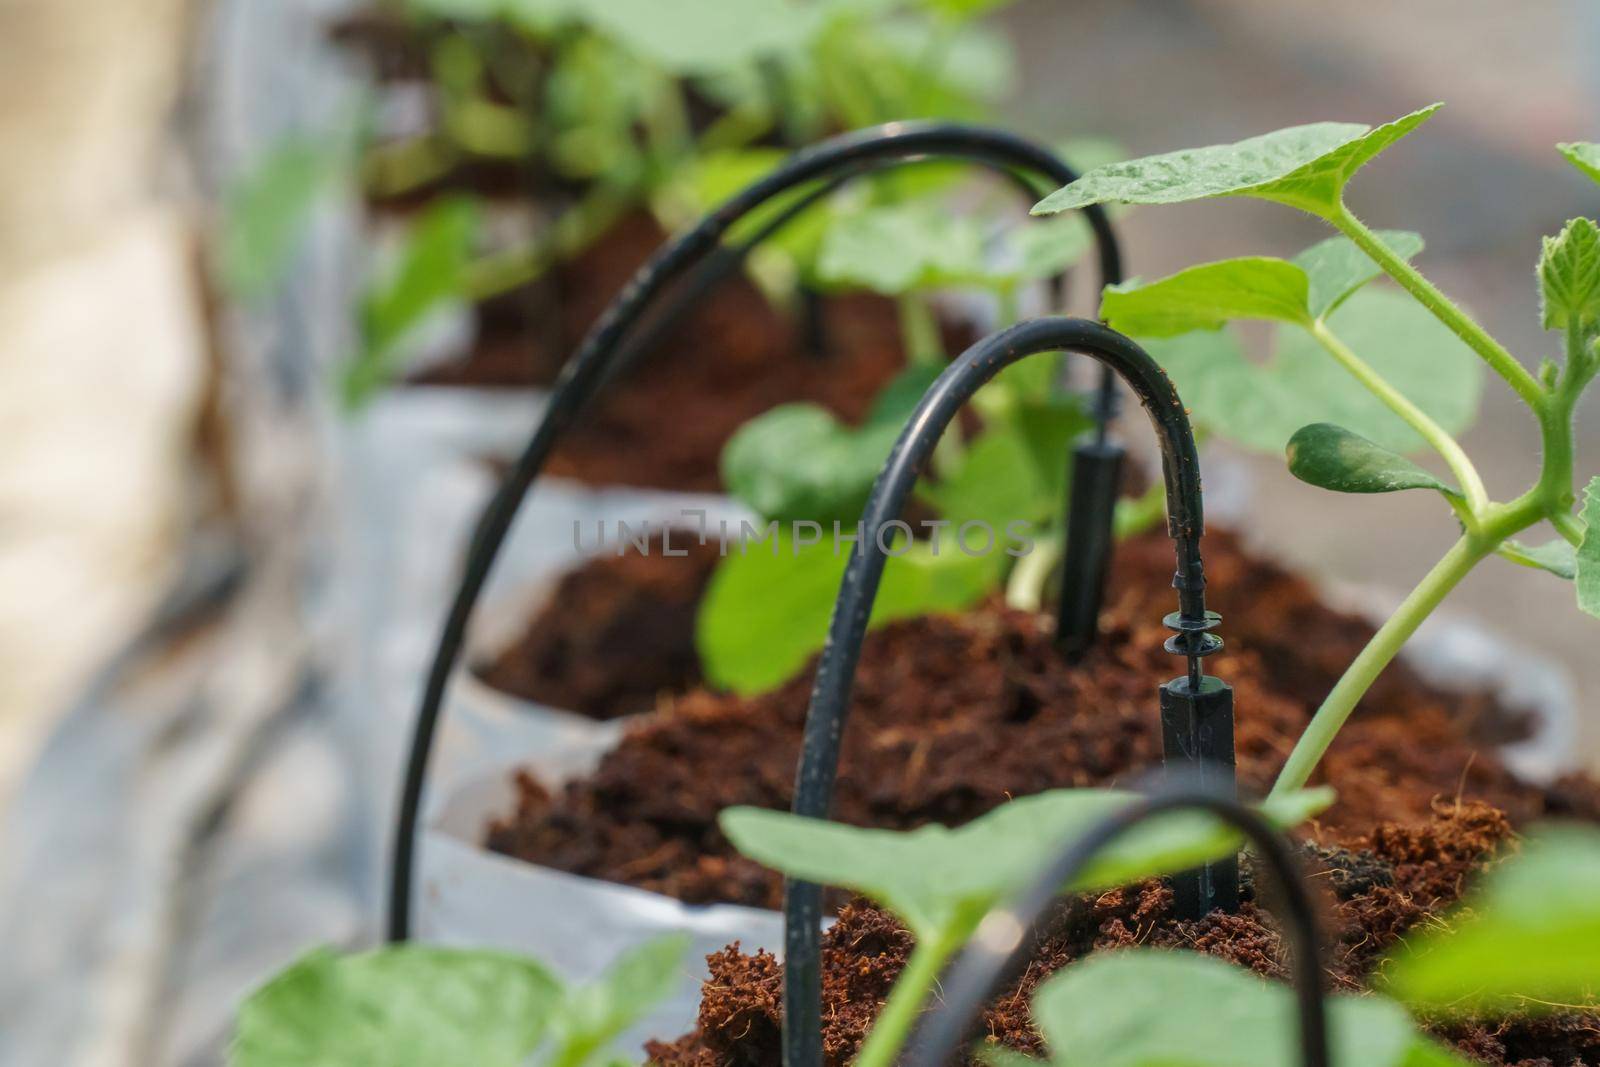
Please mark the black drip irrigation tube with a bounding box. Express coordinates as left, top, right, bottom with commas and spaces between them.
781, 317, 1235, 1067
904, 785, 1329, 1067
388, 121, 1127, 942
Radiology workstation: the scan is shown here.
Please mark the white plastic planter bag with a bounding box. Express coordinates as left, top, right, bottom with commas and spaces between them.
444, 494, 756, 780
417, 740, 788, 1055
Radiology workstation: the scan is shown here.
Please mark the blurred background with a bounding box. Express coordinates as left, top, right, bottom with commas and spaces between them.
0, 1, 1595, 1064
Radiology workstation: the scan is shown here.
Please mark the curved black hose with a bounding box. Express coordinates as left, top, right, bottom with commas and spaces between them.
388, 122, 1124, 941
781, 317, 1216, 1067
904, 787, 1328, 1067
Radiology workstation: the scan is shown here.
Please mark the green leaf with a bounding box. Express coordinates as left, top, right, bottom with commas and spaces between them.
696, 528, 1000, 695
1100, 258, 1312, 336
721, 365, 941, 525
1578, 477, 1600, 619
344, 197, 481, 409
1538, 217, 1600, 332
1010, 214, 1094, 283
817, 202, 990, 294
231, 945, 563, 1067
1381, 825, 1600, 1015
578, 0, 822, 71
1035, 950, 1469, 1067
818, 199, 1093, 298
722, 405, 905, 524
720, 787, 1333, 939
1292, 230, 1425, 318
919, 426, 1058, 531
1034, 105, 1442, 220
1148, 287, 1482, 455
1559, 142, 1600, 186
1286, 424, 1457, 497
219, 135, 347, 303
1496, 538, 1577, 580
550, 935, 690, 1058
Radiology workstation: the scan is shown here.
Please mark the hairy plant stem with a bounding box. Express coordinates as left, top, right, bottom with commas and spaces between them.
853, 921, 969, 1067
1331, 203, 1546, 409
1308, 319, 1488, 513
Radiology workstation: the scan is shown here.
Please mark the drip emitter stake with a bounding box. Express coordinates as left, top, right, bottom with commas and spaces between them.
386, 121, 1127, 943
782, 317, 1236, 1067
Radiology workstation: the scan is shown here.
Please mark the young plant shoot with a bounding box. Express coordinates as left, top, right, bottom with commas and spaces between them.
720, 786, 1334, 1067
1034, 111, 1600, 802
696, 190, 1108, 694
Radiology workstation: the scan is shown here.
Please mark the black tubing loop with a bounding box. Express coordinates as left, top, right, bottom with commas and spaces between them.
388, 122, 1125, 942
782, 317, 1214, 1067
904, 784, 1329, 1067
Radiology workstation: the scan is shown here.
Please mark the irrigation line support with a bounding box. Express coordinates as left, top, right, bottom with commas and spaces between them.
782, 316, 1233, 1067
903, 783, 1327, 1067
387, 122, 1127, 943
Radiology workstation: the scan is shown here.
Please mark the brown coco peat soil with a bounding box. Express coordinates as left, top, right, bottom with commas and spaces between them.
415, 211, 966, 492
484, 529, 1600, 1066
476, 531, 724, 720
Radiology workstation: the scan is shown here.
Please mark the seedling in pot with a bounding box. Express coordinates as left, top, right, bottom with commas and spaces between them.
230, 934, 688, 1067
700, 180, 1155, 695
1034, 111, 1600, 803
220, 0, 1033, 404
720, 785, 1334, 1067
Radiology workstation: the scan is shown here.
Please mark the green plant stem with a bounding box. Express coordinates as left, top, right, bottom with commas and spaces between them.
1331, 204, 1545, 409
1308, 319, 1489, 513
1269, 533, 1490, 798
1554, 512, 1585, 545
898, 294, 945, 367
1005, 533, 1061, 611
853, 923, 968, 1067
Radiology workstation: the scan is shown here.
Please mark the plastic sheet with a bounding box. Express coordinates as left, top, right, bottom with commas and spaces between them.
417, 741, 789, 1055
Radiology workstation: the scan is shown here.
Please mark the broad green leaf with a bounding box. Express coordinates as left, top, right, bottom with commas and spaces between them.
1292, 230, 1424, 318
344, 197, 480, 408
1034, 105, 1441, 220
918, 427, 1053, 531
916, 0, 1017, 20
1382, 825, 1600, 1014
696, 528, 1000, 695
550, 935, 690, 1058
677, 149, 832, 266
1286, 424, 1458, 498
720, 787, 1333, 939
1011, 214, 1094, 283
231, 945, 562, 1067
1559, 142, 1600, 186
1148, 288, 1482, 455
722, 405, 906, 524
1101, 233, 1424, 336
1100, 258, 1312, 336
818, 201, 1093, 298
1496, 538, 1577, 581
1538, 217, 1600, 332
219, 135, 346, 303
817, 202, 990, 294
579, 0, 822, 71
1578, 477, 1600, 619
721, 365, 941, 525
1035, 950, 1469, 1067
